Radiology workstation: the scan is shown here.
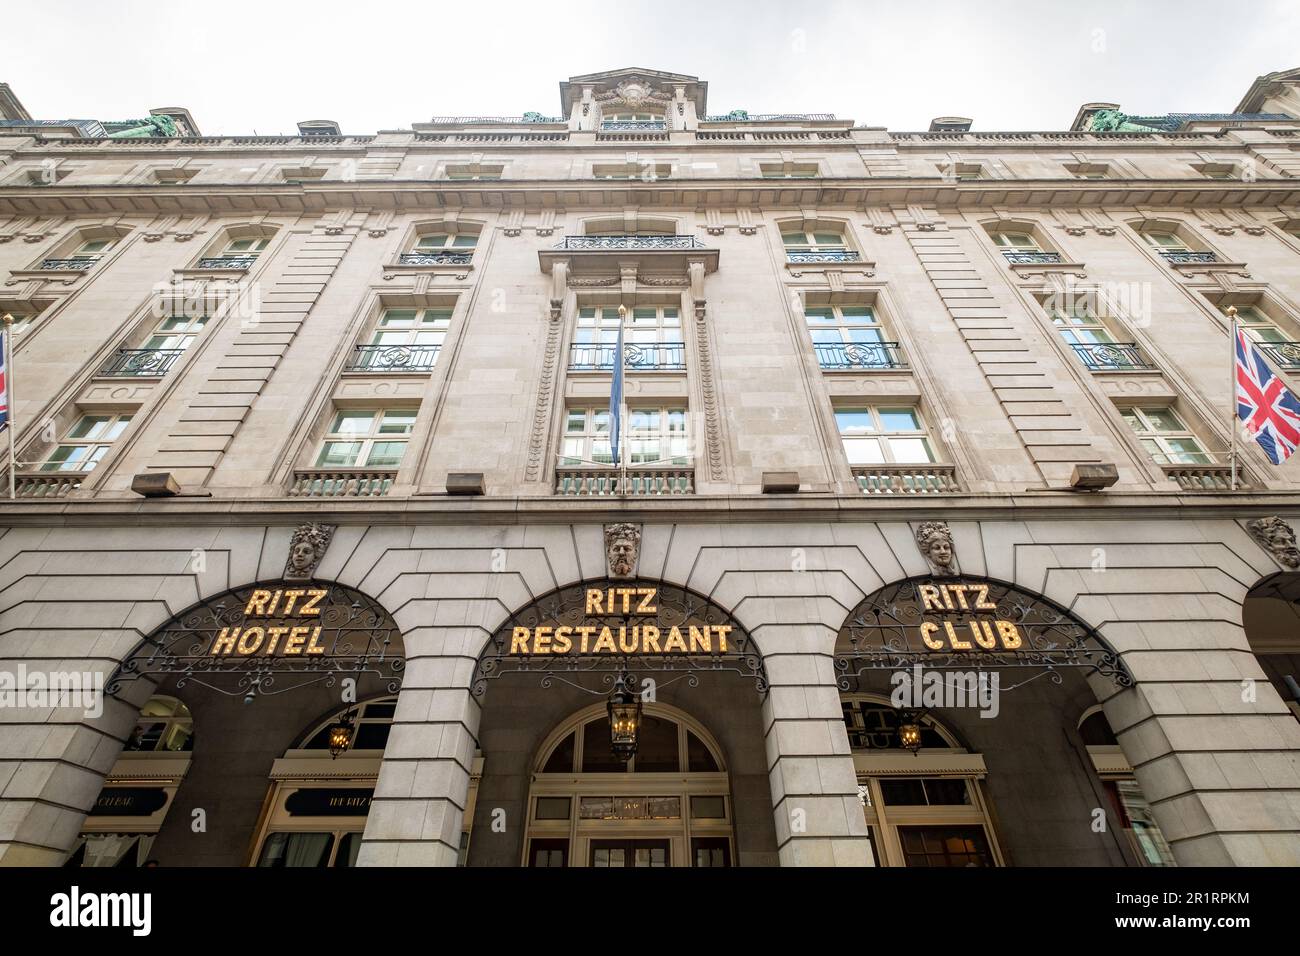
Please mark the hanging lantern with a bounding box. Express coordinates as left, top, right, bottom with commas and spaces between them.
607, 673, 643, 762
328, 712, 356, 759
897, 712, 924, 754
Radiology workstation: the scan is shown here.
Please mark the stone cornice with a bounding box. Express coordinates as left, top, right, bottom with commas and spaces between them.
1, 490, 1298, 528
1, 178, 1298, 218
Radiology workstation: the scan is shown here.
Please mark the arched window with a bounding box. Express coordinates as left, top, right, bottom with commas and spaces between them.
525, 703, 732, 867
780, 224, 857, 262
840, 694, 1002, 867
125, 695, 194, 752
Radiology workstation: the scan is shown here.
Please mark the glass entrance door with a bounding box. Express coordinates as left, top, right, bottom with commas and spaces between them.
589, 839, 671, 867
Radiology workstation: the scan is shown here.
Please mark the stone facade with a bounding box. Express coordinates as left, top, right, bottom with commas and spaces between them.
2, 67, 1300, 867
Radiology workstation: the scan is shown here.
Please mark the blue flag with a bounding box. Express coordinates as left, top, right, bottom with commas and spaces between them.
609, 321, 624, 466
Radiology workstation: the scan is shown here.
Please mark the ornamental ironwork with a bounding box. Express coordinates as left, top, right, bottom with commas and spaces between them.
39, 257, 97, 270
345, 343, 441, 372
568, 341, 686, 371
1069, 341, 1154, 371
834, 577, 1132, 691
785, 250, 860, 263
600, 121, 667, 131
472, 580, 767, 697
106, 581, 404, 701
999, 250, 1064, 264
398, 251, 474, 265
196, 255, 257, 269
557, 234, 704, 251
1157, 250, 1218, 264
99, 348, 186, 377
1257, 341, 1300, 370
814, 341, 906, 370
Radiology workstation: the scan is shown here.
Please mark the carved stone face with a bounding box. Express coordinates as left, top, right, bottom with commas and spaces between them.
608, 536, 636, 577
289, 540, 317, 572
926, 537, 954, 569
1262, 525, 1300, 567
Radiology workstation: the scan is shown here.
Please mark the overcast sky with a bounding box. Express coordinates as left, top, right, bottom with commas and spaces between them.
3, 0, 1297, 134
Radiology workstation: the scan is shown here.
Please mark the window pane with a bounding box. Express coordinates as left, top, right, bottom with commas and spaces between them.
565, 411, 586, 433
878, 408, 921, 432
364, 441, 406, 467
843, 437, 884, 464
331, 412, 374, 435
888, 437, 935, 463
68, 416, 109, 440
1143, 408, 1185, 432
317, 442, 361, 467
805, 308, 836, 324
104, 418, 132, 440
835, 409, 876, 434
378, 411, 417, 434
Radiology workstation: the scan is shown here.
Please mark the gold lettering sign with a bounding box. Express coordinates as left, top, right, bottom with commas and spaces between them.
207, 587, 329, 657
916, 581, 1023, 652
509, 587, 733, 656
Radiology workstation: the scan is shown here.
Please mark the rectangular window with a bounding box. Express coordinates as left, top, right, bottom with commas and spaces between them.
591, 162, 672, 181
760, 163, 818, 179
990, 231, 1040, 251
413, 232, 478, 253
806, 305, 901, 369
142, 314, 210, 352
835, 406, 936, 465
897, 825, 993, 867
1050, 300, 1115, 345
572, 306, 683, 370
782, 229, 847, 253
1141, 232, 1189, 252
370, 308, 451, 348
40, 414, 132, 472
1121, 406, 1212, 465
72, 239, 114, 261
561, 406, 689, 466
223, 237, 269, 258
315, 408, 416, 469
1225, 305, 1289, 344
445, 164, 503, 181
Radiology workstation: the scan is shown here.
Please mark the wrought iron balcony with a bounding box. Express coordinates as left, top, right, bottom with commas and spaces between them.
397, 251, 474, 265
785, 249, 860, 263
600, 121, 667, 131
1254, 341, 1300, 370
1157, 250, 1218, 264
999, 250, 1063, 264
556, 235, 704, 251
345, 343, 441, 373
289, 468, 396, 497
1069, 342, 1155, 372
555, 466, 694, 496
99, 348, 186, 377
39, 257, 98, 270
196, 255, 258, 269
705, 113, 837, 122
852, 463, 961, 494
568, 342, 686, 371
814, 341, 906, 370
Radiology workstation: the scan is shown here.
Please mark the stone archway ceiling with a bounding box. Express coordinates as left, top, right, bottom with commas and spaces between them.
106, 581, 404, 700
835, 577, 1133, 692
473, 580, 768, 697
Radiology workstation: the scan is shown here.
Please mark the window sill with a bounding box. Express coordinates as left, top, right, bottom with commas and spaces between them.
382, 260, 475, 281
6, 267, 88, 287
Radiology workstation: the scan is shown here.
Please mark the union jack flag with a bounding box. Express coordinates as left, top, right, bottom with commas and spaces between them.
1236, 328, 1300, 465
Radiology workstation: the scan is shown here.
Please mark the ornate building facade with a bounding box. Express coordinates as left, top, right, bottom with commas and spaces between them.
2, 67, 1300, 868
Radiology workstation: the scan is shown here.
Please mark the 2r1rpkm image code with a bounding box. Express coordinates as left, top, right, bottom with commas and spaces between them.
0, 0, 1294, 939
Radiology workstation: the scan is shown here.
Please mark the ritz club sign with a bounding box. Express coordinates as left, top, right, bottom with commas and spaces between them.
507, 586, 735, 656
915, 581, 1025, 652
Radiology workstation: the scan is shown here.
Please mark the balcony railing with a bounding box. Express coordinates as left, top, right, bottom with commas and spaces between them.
1255, 341, 1300, 370
1069, 342, 1155, 372
556, 235, 704, 251
1157, 250, 1218, 264
814, 341, 907, 370
288, 469, 396, 497
99, 348, 186, 377
705, 113, 837, 122
852, 463, 961, 494
1160, 462, 1240, 491
600, 121, 667, 131
1000, 250, 1063, 264
569, 342, 686, 371
555, 466, 694, 496
196, 255, 258, 269
786, 250, 860, 264
12, 473, 87, 498
40, 257, 97, 270
397, 251, 474, 265
345, 343, 441, 373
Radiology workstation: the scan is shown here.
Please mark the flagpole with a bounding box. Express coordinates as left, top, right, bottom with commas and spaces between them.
2, 312, 14, 499
1227, 305, 1238, 491
617, 304, 628, 496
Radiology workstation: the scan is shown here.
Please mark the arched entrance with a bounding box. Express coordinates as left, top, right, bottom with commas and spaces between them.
524, 701, 733, 867
465, 578, 776, 867
1242, 572, 1300, 723
88, 580, 405, 866
834, 575, 1148, 867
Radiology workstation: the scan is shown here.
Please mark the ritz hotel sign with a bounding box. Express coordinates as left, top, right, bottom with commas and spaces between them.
507, 587, 734, 656
207, 588, 330, 657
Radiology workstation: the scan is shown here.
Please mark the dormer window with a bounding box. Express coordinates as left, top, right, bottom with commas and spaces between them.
782, 228, 856, 263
